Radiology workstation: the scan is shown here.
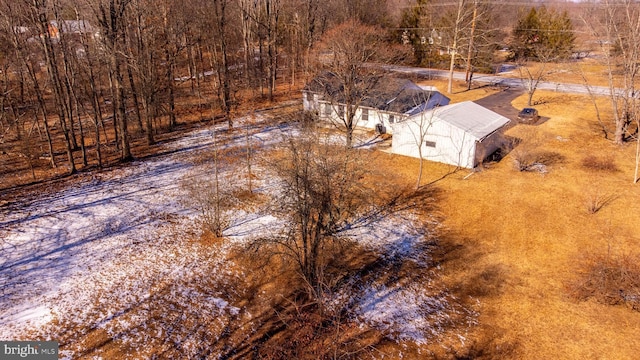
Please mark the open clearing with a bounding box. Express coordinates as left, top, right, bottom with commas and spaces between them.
2, 80, 640, 359
1, 103, 470, 358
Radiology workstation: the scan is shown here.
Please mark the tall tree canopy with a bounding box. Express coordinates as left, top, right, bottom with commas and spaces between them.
511, 6, 575, 61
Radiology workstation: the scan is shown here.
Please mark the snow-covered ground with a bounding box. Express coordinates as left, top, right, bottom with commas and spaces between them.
0, 112, 471, 356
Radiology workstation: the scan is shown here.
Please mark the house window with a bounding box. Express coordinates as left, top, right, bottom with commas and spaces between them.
424, 140, 436, 148
362, 108, 369, 122
324, 103, 331, 117
338, 106, 344, 119
389, 114, 395, 123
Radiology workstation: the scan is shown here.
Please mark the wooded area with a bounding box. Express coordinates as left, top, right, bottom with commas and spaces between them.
1, 0, 639, 187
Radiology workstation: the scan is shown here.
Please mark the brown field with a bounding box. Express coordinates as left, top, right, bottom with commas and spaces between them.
381, 86, 640, 358
500, 58, 622, 88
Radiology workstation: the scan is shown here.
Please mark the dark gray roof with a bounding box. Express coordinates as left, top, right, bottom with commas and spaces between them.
304, 71, 449, 114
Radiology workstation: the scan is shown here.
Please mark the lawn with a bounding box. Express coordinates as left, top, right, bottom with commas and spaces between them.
384, 87, 640, 358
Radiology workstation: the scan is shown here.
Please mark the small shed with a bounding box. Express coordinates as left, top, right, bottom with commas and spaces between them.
390, 101, 510, 168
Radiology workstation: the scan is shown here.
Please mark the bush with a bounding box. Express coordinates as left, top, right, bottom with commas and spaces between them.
582, 155, 618, 172
181, 170, 236, 237
567, 252, 640, 311
512, 149, 564, 173
584, 188, 615, 214
509, 129, 564, 172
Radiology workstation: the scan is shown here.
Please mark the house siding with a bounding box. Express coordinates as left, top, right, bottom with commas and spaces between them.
302, 79, 448, 135
302, 91, 314, 112
391, 116, 477, 168
390, 102, 510, 168
313, 99, 401, 134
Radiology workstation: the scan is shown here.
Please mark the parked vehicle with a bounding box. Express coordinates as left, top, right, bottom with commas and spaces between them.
518, 108, 539, 123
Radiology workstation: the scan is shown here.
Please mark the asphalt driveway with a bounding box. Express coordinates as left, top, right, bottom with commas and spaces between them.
473, 88, 524, 122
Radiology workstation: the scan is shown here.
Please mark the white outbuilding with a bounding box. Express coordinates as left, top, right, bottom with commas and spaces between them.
390, 101, 510, 169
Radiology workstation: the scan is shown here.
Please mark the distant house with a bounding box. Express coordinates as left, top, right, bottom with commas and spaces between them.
45, 20, 96, 42
390, 101, 510, 168
19, 20, 97, 45
302, 72, 450, 134
49, 20, 95, 36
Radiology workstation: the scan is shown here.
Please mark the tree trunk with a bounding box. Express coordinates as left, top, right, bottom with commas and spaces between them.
465, 0, 478, 90
37, 6, 76, 174
112, 53, 132, 161
127, 64, 144, 133
22, 58, 56, 168
81, 27, 104, 167
635, 124, 640, 183
166, 49, 177, 130
108, 70, 120, 149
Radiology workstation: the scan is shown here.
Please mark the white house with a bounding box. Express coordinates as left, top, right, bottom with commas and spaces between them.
390, 101, 510, 169
302, 72, 450, 134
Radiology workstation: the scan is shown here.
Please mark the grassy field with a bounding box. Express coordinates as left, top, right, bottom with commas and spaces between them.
382, 84, 640, 358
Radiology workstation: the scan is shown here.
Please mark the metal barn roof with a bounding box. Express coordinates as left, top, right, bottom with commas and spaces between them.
424, 101, 510, 140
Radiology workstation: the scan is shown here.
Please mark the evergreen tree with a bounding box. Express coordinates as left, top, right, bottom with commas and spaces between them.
399, 0, 431, 65
512, 7, 542, 59
511, 6, 574, 61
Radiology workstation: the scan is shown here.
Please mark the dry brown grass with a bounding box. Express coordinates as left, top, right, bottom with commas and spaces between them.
385, 85, 640, 359
417, 79, 501, 102
582, 154, 618, 172
501, 58, 620, 88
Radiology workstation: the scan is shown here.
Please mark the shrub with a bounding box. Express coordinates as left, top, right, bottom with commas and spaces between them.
181, 170, 236, 237
509, 128, 564, 172
582, 155, 618, 172
512, 150, 564, 173
567, 252, 640, 311
584, 189, 615, 214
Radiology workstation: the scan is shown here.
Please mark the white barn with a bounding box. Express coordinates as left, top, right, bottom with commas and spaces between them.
302, 72, 450, 134
390, 101, 510, 168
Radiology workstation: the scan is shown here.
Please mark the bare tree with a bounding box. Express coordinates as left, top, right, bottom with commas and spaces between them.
447, 0, 466, 94
29, 0, 77, 173
91, 0, 134, 161
254, 128, 372, 298
408, 105, 438, 189
256, 0, 281, 101
0, 2, 57, 168
314, 20, 386, 148
517, 47, 557, 107
239, 0, 257, 90
189, 129, 231, 237
211, 0, 234, 127
582, 0, 640, 146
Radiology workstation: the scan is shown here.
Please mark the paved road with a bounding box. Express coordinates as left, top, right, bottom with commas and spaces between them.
383, 64, 613, 97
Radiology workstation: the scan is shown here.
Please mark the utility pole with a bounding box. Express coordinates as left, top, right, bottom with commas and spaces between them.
447, 0, 465, 94
465, 0, 478, 90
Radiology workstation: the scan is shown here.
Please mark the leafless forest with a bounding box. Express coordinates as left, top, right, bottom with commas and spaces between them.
2, 0, 639, 184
